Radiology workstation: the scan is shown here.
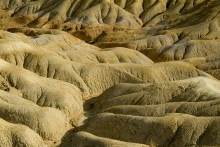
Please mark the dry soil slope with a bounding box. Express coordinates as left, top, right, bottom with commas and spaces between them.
0, 29, 218, 146
96, 0, 220, 62
185, 51, 220, 80
0, 0, 220, 147
73, 77, 220, 147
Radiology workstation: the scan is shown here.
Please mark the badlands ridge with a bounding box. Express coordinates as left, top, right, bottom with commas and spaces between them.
0, 0, 220, 146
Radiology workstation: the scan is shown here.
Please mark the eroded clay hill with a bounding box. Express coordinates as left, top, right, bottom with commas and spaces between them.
0, 0, 220, 147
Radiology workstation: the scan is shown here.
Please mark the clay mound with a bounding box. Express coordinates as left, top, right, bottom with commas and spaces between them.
0, 30, 150, 64
153, 40, 220, 62
186, 52, 220, 80
0, 29, 218, 146
95, 0, 220, 63
1, 30, 209, 97
5, 0, 142, 30
61, 131, 149, 147
0, 90, 69, 140
0, 30, 211, 97
2, 0, 209, 28
0, 58, 83, 116
95, 77, 220, 117
0, 0, 220, 146
0, 30, 216, 146
70, 76, 220, 147
95, 31, 179, 56
1, 0, 219, 46
80, 113, 220, 147
61, 1, 143, 41
57, 47, 153, 64
0, 118, 46, 147
64, 1, 143, 30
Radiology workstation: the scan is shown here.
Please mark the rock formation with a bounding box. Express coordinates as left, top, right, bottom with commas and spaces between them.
0, 0, 219, 146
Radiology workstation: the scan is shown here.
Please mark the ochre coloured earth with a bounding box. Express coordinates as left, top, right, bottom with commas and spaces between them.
0, 0, 220, 147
